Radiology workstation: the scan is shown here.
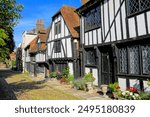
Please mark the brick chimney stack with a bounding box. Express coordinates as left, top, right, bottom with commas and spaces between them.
36, 19, 44, 31
81, 0, 89, 5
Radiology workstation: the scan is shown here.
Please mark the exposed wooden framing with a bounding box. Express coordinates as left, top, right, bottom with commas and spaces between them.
107, 0, 111, 42
119, 0, 124, 40
144, 12, 149, 35
113, 0, 118, 41
104, 0, 125, 42
77, 0, 150, 89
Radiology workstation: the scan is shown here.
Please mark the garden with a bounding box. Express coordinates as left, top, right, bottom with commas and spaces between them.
49, 67, 96, 93
108, 80, 150, 100
49, 67, 150, 100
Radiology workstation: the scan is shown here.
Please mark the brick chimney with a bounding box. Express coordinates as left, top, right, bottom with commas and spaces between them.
81, 0, 89, 5
36, 19, 44, 31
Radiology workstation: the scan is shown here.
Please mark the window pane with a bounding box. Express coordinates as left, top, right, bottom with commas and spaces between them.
140, 0, 150, 11
86, 50, 96, 65
142, 45, 150, 74
128, 0, 139, 15
54, 41, 61, 53
84, 5, 101, 32
58, 21, 61, 34
119, 48, 127, 73
129, 46, 139, 74
127, 0, 150, 15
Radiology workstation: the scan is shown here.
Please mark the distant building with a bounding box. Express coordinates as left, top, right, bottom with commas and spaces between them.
22, 20, 44, 72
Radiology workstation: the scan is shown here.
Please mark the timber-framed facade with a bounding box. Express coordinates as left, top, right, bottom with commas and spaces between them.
77, 0, 150, 91
46, 5, 81, 79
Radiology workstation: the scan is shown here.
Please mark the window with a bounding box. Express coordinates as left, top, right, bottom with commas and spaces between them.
55, 21, 61, 35
86, 50, 97, 65
84, 5, 101, 32
119, 48, 127, 73
142, 45, 150, 74
54, 40, 61, 53
119, 45, 150, 75
127, 0, 150, 16
129, 46, 140, 74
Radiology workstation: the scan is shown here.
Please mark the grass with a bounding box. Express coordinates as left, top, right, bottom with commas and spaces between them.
5, 73, 82, 100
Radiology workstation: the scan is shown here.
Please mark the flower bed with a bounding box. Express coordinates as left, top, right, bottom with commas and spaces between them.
108, 82, 142, 100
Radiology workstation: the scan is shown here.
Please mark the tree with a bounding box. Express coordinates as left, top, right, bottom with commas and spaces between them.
0, 0, 23, 62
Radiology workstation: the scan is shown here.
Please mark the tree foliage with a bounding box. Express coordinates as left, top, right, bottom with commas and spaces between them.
0, 0, 23, 62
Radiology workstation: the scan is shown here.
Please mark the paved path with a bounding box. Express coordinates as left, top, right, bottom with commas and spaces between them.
0, 69, 111, 100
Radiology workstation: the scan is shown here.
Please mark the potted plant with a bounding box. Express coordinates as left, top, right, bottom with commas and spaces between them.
73, 79, 86, 91
83, 72, 95, 92
108, 82, 121, 99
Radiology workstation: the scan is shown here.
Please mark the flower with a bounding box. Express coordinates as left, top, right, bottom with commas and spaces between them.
134, 93, 139, 97
130, 92, 133, 96
126, 87, 138, 93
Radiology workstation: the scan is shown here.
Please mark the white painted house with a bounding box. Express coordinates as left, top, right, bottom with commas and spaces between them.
22, 30, 37, 72
77, 0, 150, 91
47, 5, 81, 78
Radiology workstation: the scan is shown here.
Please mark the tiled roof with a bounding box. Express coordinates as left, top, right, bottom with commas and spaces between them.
29, 27, 50, 53
29, 37, 38, 53
38, 27, 50, 51
54, 5, 80, 38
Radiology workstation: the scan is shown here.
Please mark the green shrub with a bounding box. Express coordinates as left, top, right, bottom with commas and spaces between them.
140, 91, 150, 100
68, 74, 74, 82
62, 67, 70, 79
72, 72, 96, 91
73, 79, 86, 90
147, 79, 150, 87
108, 82, 120, 92
83, 72, 95, 82
49, 72, 57, 78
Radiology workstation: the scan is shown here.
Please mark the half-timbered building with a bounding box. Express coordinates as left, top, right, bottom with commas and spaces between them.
47, 5, 81, 78
35, 28, 49, 78
77, 0, 150, 91
24, 28, 49, 77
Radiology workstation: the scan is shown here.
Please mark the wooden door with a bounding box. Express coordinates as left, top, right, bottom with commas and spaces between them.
101, 50, 114, 85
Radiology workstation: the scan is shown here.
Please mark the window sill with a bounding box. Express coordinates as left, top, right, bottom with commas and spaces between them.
117, 73, 150, 79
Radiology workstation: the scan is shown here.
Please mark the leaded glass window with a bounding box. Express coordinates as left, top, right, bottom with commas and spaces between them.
129, 46, 140, 74
142, 45, 150, 74
54, 40, 61, 53
55, 21, 61, 35
127, 0, 150, 16
84, 5, 101, 32
119, 48, 127, 73
86, 50, 96, 65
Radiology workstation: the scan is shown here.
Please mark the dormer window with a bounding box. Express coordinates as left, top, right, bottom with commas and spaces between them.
84, 5, 101, 32
127, 0, 150, 16
55, 21, 61, 35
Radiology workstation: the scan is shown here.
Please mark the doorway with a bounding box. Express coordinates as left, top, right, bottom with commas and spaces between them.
101, 47, 115, 85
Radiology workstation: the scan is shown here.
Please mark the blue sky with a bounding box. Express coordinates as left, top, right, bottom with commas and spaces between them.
14, 0, 81, 47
